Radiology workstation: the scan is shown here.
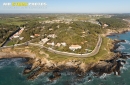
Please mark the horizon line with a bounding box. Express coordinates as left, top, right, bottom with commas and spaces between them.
0, 13, 130, 14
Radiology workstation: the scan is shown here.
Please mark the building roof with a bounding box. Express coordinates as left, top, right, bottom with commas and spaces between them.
69, 45, 81, 48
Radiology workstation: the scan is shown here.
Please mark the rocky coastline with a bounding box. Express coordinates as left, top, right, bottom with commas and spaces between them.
23, 52, 128, 81
0, 40, 129, 81
102, 28, 130, 37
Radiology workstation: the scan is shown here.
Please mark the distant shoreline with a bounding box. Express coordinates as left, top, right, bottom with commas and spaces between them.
102, 28, 130, 37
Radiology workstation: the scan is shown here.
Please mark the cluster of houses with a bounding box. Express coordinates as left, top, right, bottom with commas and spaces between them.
38, 33, 82, 51
46, 41, 82, 51
39, 37, 67, 47
55, 42, 66, 47
10, 27, 24, 40
39, 39, 82, 52
41, 19, 73, 24
39, 34, 57, 44
47, 42, 67, 47
39, 38, 50, 45
88, 14, 112, 18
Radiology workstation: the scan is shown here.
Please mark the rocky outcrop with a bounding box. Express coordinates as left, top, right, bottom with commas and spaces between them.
23, 58, 86, 80
22, 52, 127, 81
92, 54, 123, 76
110, 40, 126, 52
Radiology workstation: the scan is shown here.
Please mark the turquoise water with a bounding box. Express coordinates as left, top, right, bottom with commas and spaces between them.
1, 32, 130, 85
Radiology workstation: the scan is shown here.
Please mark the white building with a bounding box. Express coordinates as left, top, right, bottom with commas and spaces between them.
30, 35, 35, 38
61, 42, 67, 46
103, 24, 108, 28
69, 45, 82, 51
19, 37, 24, 40
10, 27, 24, 39
47, 34, 57, 38
41, 38, 49, 44
55, 42, 67, 47
13, 35, 19, 38
47, 42, 55, 46
55, 43, 61, 47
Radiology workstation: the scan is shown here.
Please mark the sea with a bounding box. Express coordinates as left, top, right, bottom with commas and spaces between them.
1, 32, 130, 85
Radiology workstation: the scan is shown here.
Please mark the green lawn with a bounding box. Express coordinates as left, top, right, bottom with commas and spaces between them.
6, 41, 15, 46
82, 37, 114, 64
0, 19, 25, 26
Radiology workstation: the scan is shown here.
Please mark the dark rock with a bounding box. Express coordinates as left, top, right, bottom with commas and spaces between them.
111, 40, 126, 52
49, 70, 61, 81
92, 53, 125, 77
121, 52, 128, 55
23, 64, 33, 74
120, 53, 128, 59
120, 60, 126, 64
88, 77, 92, 81
121, 30, 128, 34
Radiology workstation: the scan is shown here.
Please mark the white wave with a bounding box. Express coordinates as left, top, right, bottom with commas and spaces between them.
117, 45, 125, 51
125, 40, 130, 44
13, 61, 26, 68
100, 73, 107, 79
0, 61, 6, 66
48, 79, 57, 85
121, 66, 128, 71
123, 63, 130, 69
124, 53, 130, 56
0, 59, 12, 69
0, 60, 11, 67
125, 40, 129, 44
121, 62, 125, 65
120, 40, 130, 44
0, 58, 27, 69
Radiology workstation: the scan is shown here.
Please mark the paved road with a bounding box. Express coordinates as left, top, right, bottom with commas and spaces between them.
0, 35, 102, 58
40, 35, 102, 57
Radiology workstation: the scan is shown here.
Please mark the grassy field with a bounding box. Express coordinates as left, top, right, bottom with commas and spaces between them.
0, 15, 55, 26
82, 37, 115, 64
0, 18, 25, 26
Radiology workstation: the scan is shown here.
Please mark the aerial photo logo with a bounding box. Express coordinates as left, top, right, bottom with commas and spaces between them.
2, 2, 47, 9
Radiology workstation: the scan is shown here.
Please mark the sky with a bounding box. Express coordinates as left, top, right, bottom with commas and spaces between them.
0, 0, 130, 13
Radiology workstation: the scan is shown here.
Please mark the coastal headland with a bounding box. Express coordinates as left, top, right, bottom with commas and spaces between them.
0, 14, 130, 81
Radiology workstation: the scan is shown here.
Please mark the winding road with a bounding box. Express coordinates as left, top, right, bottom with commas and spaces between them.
0, 35, 102, 58
41, 35, 102, 57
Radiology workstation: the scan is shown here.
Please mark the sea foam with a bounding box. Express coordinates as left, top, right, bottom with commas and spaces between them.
116, 45, 125, 51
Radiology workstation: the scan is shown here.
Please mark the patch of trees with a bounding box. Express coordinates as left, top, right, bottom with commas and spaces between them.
97, 17, 128, 29
112, 14, 130, 19
0, 24, 17, 44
